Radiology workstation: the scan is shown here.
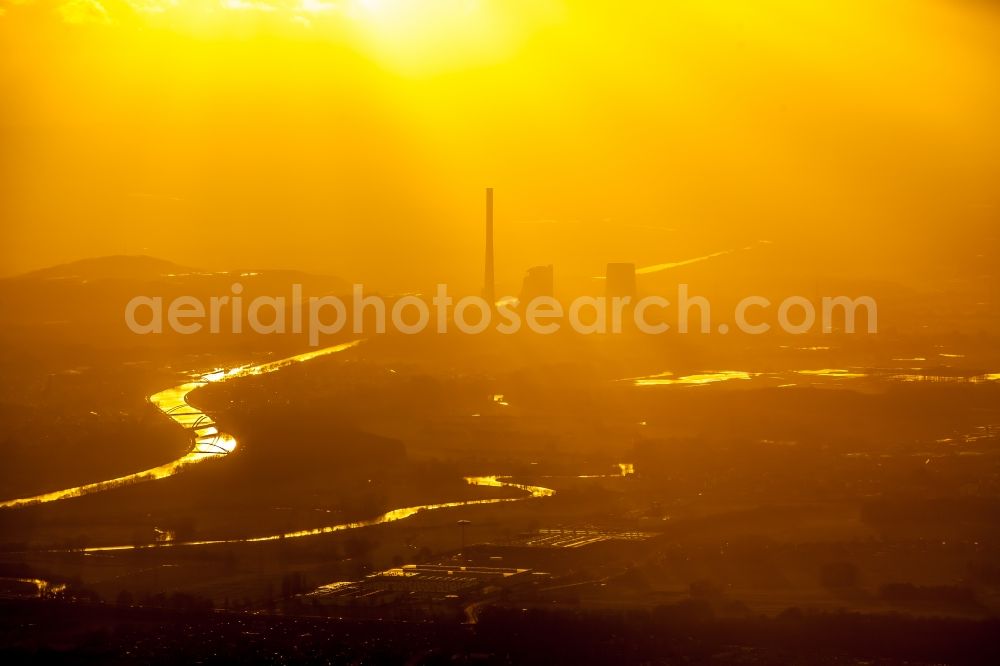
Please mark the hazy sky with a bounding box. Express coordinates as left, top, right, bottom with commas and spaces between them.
1, 0, 998, 291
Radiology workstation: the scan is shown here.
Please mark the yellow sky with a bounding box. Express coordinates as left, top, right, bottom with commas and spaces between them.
1, 0, 997, 291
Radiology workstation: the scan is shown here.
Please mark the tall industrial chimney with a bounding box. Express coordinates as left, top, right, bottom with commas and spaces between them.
484, 187, 495, 305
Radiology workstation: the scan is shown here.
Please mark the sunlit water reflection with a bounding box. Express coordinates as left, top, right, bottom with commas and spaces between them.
1, 338, 565, 554
625, 370, 754, 387
0, 577, 66, 598
623, 367, 1000, 388
0, 341, 361, 509
76, 475, 555, 553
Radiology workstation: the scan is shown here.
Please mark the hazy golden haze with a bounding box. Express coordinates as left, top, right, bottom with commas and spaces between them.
0, 0, 997, 295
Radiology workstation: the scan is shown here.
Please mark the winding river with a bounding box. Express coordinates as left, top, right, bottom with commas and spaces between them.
0, 341, 362, 510
0, 341, 557, 551
80, 476, 554, 553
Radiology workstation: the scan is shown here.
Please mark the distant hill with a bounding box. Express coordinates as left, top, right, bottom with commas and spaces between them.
0, 256, 353, 351
15, 256, 192, 282
9, 256, 349, 293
